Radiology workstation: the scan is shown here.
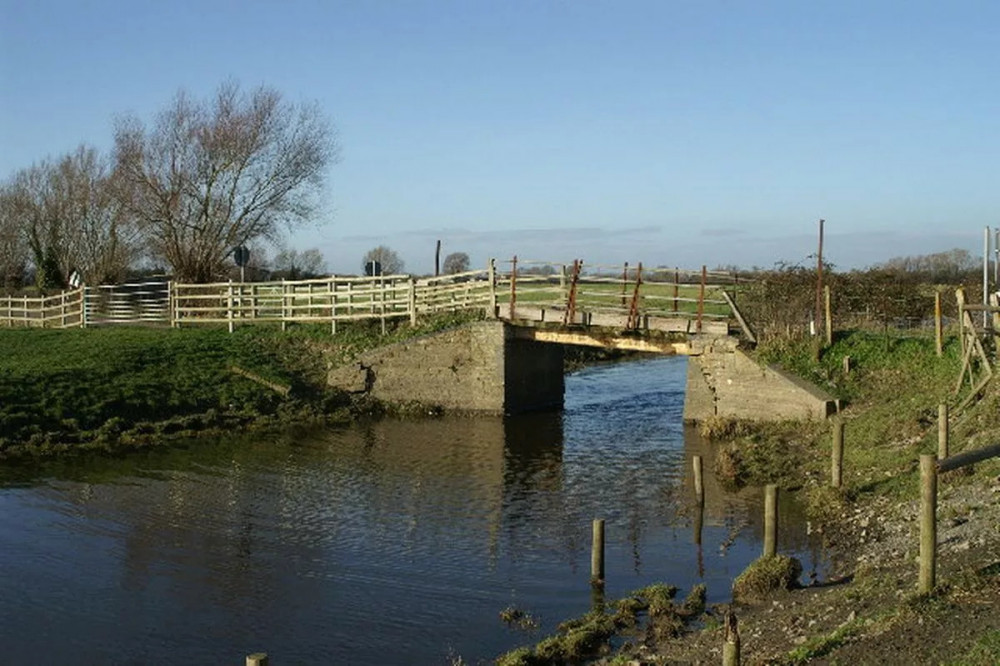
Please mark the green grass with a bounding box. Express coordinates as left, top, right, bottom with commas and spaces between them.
949, 630, 1000, 665
748, 328, 967, 501
0, 310, 483, 455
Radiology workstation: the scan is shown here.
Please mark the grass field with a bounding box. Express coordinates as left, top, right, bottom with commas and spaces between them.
0, 310, 482, 455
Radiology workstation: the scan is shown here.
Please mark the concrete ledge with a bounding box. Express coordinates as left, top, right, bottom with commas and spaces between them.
327, 320, 563, 414
683, 348, 835, 422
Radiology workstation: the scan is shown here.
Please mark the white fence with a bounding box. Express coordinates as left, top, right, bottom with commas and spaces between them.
0, 259, 739, 334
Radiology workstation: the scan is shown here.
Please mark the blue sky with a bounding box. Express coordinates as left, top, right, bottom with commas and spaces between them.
2, 1, 998, 274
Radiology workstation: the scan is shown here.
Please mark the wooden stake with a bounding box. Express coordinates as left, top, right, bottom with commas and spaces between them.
919, 454, 937, 594
824, 284, 832, 346
763, 484, 777, 557
832, 419, 844, 488
815, 218, 824, 337
246, 654, 269, 666
591, 518, 605, 584
937, 404, 949, 460
934, 290, 943, 357
697, 265, 706, 333
693, 455, 704, 503
722, 611, 741, 666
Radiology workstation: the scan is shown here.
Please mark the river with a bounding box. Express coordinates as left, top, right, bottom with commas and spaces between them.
0, 356, 825, 664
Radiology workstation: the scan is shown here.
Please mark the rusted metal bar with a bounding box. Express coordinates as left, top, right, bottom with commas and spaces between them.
673, 268, 679, 312
509, 255, 517, 320
937, 442, 1000, 473
697, 265, 706, 333
620, 261, 629, 308
626, 262, 643, 329
563, 259, 581, 326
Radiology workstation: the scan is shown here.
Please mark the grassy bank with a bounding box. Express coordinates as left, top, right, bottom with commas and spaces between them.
606, 327, 1000, 664
0, 311, 482, 456
488, 327, 1000, 665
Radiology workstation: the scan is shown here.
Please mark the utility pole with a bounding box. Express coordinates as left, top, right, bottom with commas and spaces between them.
435, 240, 441, 277
984, 226, 990, 329
815, 219, 824, 337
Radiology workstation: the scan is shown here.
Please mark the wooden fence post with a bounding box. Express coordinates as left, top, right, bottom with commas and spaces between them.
935, 291, 943, 357
281, 279, 288, 332
693, 455, 704, 504
824, 284, 833, 346
919, 454, 937, 594
330, 279, 338, 335
938, 404, 949, 460
488, 258, 498, 318
166, 281, 175, 328
693, 455, 705, 546
509, 256, 518, 320
246, 653, 269, 666
697, 265, 706, 333
956, 288, 966, 360
408, 276, 417, 326
81, 289, 88, 329
227, 280, 234, 334
763, 484, 777, 557
722, 611, 740, 666
832, 419, 844, 488
591, 518, 605, 584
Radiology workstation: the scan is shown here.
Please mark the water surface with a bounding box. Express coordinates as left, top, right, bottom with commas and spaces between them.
0, 356, 824, 664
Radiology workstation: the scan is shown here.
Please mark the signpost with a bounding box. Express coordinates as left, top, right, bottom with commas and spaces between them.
233, 245, 250, 282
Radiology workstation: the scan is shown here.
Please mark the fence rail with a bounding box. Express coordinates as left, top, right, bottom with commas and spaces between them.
0, 258, 741, 335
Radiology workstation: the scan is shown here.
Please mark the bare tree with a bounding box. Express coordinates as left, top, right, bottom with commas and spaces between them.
442, 251, 470, 275
113, 81, 337, 282
1, 145, 139, 288
362, 245, 404, 275
0, 190, 29, 288
272, 247, 326, 279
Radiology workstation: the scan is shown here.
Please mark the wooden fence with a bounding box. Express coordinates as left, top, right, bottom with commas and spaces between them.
0, 258, 741, 335
0, 289, 85, 328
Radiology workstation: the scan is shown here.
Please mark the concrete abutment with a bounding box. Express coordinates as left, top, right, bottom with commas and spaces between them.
327, 320, 834, 420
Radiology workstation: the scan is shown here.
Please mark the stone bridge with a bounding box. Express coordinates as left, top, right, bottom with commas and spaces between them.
328, 319, 835, 422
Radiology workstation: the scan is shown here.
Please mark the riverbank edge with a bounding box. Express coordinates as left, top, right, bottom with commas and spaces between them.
0, 319, 633, 461
493, 329, 1000, 665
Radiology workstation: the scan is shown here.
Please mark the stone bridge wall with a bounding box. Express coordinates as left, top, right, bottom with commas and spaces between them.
328, 320, 833, 421
683, 348, 835, 422
327, 320, 563, 414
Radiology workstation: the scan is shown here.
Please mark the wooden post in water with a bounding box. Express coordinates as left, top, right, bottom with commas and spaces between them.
722, 611, 741, 666
832, 419, 844, 488
938, 404, 949, 460
919, 454, 937, 594
246, 653, 269, 666
693, 455, 704, 504
591, 518, 605, 584
934, 290, 943, 357
693, 455, 705, 547
763, 484, 778, 557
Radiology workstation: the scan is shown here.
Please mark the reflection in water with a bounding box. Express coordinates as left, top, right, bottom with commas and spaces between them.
0, 356, 826, 665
